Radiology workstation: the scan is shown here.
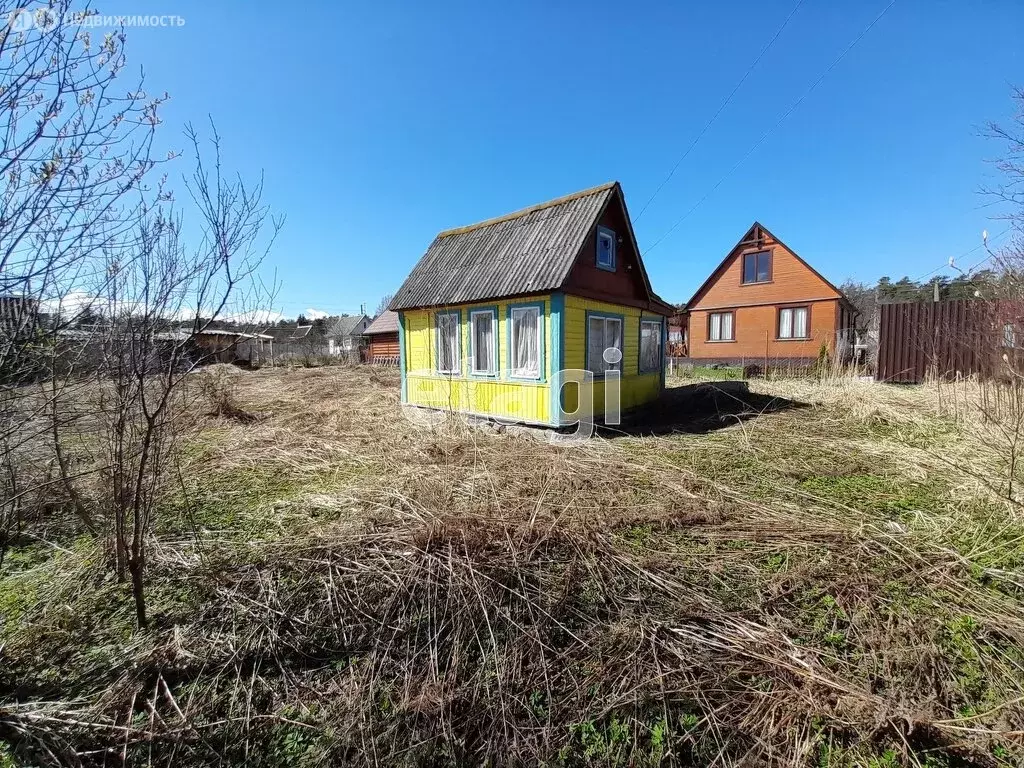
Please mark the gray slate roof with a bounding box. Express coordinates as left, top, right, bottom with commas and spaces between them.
390, 182, 618, 311
364, 310, 399, 335
328, 314, 370, 338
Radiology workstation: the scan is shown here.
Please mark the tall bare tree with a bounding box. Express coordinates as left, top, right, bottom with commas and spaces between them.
375, 293, 394, 317
0, 1, 166, 558
81, 124, 279, 627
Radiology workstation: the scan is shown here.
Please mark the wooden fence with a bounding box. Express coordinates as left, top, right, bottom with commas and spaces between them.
876, 299, 1021, 384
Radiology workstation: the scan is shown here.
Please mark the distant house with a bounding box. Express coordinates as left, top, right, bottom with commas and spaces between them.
191, 329, 273, 365
363, 310, 399, 364
390, 181, 674, 427
327, 314, 370, 355
265, 323, 320, 361
684, 223, 856, 367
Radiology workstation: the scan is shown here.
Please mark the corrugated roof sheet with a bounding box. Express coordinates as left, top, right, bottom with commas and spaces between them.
364, 310, 399, 335
390, 182, 617, 310
329, 314, 369, 337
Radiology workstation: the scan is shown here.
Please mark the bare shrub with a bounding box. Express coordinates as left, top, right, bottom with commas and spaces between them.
196, 364, 244, 417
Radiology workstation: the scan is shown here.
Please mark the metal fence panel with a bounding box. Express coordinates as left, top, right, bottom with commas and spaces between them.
876, 300, 1005, 383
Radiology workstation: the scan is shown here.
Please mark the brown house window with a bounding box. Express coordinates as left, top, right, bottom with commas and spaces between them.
708, 311, 734, 342
778, 306, 809, 339
742, 250, 772, 284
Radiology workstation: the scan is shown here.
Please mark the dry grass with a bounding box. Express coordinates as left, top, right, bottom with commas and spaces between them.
2, 366, 1023, 766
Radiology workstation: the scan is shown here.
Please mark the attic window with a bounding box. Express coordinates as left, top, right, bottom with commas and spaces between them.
596, 226, 616, 271
742, 250, 772, 284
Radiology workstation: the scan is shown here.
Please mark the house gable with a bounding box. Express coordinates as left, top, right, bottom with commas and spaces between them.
561, 184, 672, 314
563, 185, 650, 308
687, 223, 843, 310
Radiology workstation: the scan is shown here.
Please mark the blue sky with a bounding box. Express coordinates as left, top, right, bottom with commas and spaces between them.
103, 0, 1021, 318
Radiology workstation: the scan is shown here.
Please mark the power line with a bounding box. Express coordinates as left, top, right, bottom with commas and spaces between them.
912, 226, 1012, 283
633, 0, 806, 223
642, 0, 898, 256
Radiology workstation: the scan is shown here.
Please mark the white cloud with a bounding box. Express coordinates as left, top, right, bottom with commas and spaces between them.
41, 291, 285, 327
40, 290, 100, 318
304, 307, 329, 320
222, 309, 285, 325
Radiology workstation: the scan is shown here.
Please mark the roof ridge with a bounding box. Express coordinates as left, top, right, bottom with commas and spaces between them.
435, 181, 618, 239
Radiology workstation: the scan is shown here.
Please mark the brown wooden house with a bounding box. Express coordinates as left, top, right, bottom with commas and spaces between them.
684, 223, 856, 367
363, 310, 400, 364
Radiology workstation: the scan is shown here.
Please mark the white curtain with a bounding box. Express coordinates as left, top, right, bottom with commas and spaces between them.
588, 316, 604, 374
641, 321, 661, 371
779, 308, 793, 339
512, 308, 539, 377
606, 318, 621, 370
437, 313, 460, 372
472, 312, 494, 373
712, 312, 732, 341
794, 308, 808, 339
588, 317, 621, 373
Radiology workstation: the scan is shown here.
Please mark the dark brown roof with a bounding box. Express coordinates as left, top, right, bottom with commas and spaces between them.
364, 310, 399, 335
391, 183, 620, 310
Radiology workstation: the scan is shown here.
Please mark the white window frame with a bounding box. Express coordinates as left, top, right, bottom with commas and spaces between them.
778, 306, 809, 340
435, 310, 461, 374
596, 226, 616, 271
708, 311, 734, 341
587, 314, 623, 376
509, 305, 542, 380
469, 308, 497, 375
639, 319, 663, 373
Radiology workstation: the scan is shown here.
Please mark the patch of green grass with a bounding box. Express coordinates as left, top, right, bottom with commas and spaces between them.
675, 365, 744, 381
557, 713, 676, 767
161, 461, 365, 538
798, 473, 943, 515
794, 588, 851, 653
941, 614, 995, 714
867, 415, 962, 450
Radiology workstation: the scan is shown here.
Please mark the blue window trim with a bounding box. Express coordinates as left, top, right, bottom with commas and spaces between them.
596, 226, 616, 272
398, 310, 407, 402
638, 316, 664, 374
549, 293, 563, 426
660, 318, 667, 392
434, 308, 462, 376
584, 309, 625, 380
467, 305, 499, 378
506, 300, 546, 382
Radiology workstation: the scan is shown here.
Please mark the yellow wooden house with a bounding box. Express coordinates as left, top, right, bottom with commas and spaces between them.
390, 182, 674, 427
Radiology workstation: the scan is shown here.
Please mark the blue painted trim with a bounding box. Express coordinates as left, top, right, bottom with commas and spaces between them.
596, 225, 616, 272
434, 308, 463, 376
397, 311, 408, 403
506, 300, 546, 383
638, 315, 665, 375
584, 309, 626, 380
467, 305, 500, 378
549, 292, 564, 426
660, 316, 667, 392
